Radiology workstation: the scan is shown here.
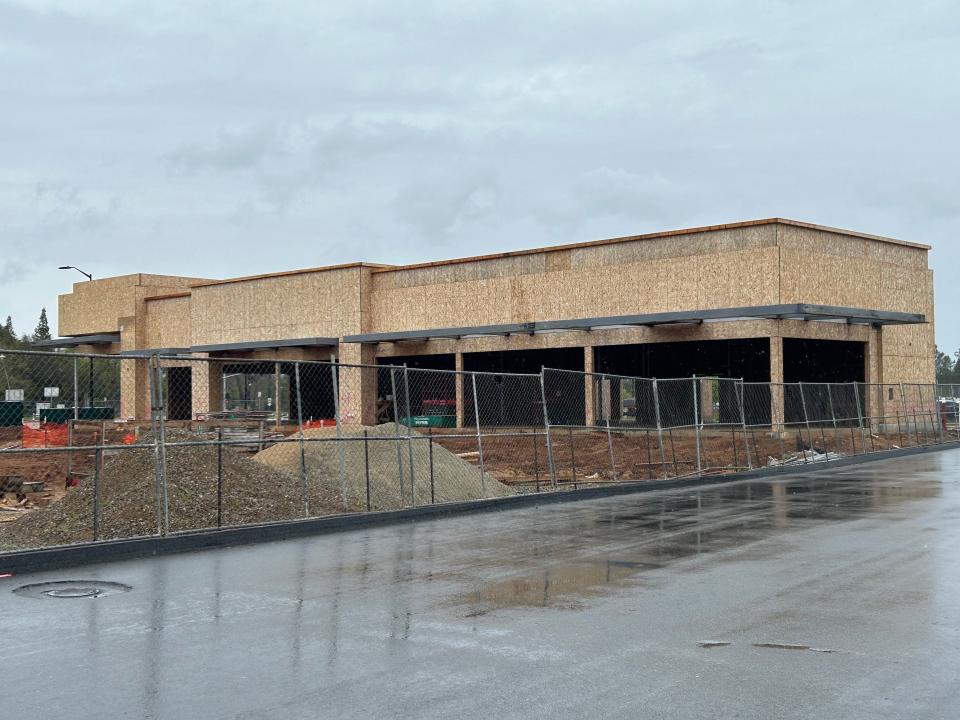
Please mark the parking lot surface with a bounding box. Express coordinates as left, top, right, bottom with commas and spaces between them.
4, 449, 960, 719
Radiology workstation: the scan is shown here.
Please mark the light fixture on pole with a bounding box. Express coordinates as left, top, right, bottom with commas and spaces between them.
58, 266, 93, 281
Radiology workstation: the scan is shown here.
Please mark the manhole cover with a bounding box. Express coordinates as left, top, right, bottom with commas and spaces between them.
13, 580, 132, 599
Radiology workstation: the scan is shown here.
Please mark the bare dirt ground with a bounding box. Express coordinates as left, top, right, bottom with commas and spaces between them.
433, 424, 946, 489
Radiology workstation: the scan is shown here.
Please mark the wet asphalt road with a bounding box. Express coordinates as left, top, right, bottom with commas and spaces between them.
4, 449, 960, 719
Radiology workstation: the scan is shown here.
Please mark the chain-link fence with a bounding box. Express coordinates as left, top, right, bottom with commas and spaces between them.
1, 347, 958, 554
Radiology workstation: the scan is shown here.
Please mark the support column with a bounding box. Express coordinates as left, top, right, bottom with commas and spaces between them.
191, 356, 223, 418
700, 377, 714, 424
455, 352, 465, 429
120, 358, 151, 421
770, 335, 785, 434
584, 346, 595, 427
337, 342, 377, 426
601, 375, 613, 424
866, 326, 884, 431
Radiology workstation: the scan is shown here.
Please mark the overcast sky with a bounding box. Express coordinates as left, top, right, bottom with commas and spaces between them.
1, 1, 958, 350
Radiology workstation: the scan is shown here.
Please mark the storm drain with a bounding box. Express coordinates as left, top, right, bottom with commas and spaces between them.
13, 581, 132, 599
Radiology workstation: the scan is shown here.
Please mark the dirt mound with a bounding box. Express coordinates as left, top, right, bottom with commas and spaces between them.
254, 423, 513, 511
0, 431, 341, 552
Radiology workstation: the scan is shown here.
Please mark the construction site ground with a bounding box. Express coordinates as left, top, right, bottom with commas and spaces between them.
0, 421, 947, 539
431, 423, 942, 487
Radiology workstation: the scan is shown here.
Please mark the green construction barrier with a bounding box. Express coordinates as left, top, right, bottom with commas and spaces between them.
39, 407, 115, 424
0, 402, 22, 427
401, 415, 457, 428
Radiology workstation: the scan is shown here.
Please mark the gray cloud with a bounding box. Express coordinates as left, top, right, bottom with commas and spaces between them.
167, 126, 278, 174
0, 260, 28, 284
0, 0, 958, 352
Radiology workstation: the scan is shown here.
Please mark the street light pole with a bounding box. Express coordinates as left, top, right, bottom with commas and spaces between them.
58, 266, 93, 281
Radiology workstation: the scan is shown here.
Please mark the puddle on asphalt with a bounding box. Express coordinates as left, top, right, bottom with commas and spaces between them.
447, 476, 942, 615
694, 641, 840, 654
452, 560, 660, 613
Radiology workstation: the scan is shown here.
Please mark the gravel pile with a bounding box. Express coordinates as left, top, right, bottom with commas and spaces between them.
254, 423, 513, 511
0, 430, 341, 551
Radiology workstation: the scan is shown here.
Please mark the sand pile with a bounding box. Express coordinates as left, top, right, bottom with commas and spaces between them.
254, 423, 513, 511
0, 431, 341, 551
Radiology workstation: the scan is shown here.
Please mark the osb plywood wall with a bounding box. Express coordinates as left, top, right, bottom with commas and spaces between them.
59, 274, 209, 336
368, 225, 781, 331
54, 221, 934, 383
364, 222, 933, 382
188, 266, 365, 344
777, 225, 934, 382
144, 296, 192, 348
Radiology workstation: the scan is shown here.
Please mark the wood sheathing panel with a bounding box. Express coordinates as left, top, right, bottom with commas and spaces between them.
368, 226, 779, 332
777, 225, 934, 383
189, 267, 364, 345
58, 274, 151, 337
58, 274, 208, 336
144, 296, 192, 349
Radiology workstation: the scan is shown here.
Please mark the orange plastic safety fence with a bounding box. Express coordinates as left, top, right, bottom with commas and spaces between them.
303, 419, 336, 429
21, 424, 69, 448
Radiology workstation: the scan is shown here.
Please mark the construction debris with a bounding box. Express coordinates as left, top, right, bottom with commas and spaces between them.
767, 450, 843, 467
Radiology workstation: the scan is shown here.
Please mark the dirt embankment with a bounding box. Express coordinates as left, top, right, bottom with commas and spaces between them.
254, 423, 513, 511
0, 431, 341, 552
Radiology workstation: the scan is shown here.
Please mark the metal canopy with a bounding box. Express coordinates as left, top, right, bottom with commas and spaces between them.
190, 336, 338, 353
342, 304, 926, 344
33, 333, 121, 348
117, 347, 190, 357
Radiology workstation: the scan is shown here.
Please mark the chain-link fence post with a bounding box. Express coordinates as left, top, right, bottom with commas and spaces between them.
294, 361, 309, 517
692, 376, 702, 475
853, 382, 867, 453
798, 381, 812, 462
331, 363, 348, 511
603, 375, 617, 480
652, 378, 667, 477
403, 364, 416, 506
93, 426, 102, 541
471, 372, 486, 496
539, 367, 557, 488
72, 356, 79, 421
389, 366, 405, 499
148, 357, 163, 535
898, 382, 913, 446
737, 379, 753, 469
923, 384, 943, 443
826, 383, 839, 454
149, 354, 169, 535
216, 426, 223, 527
953, 384, 960, 441
918, 385, 927, 444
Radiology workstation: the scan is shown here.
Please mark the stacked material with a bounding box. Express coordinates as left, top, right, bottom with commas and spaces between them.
254, 423, 513, 512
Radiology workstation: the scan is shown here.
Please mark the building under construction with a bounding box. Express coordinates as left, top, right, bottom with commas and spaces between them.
40, 218, 935, 427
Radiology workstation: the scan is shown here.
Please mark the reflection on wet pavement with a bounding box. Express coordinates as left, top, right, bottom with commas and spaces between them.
448, 465, 943, 613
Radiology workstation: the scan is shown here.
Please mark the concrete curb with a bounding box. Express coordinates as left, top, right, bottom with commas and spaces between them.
2, 441, 958, 575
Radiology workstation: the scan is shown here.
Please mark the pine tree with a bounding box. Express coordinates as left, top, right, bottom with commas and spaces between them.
33, 308, 51, 342
0, 316, 14, 348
